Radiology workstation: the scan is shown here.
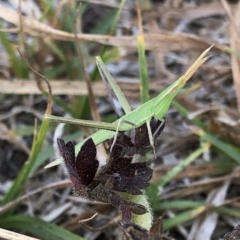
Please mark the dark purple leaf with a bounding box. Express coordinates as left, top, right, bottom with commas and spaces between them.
99, 144, 132, 175
75, 138, 99, 186
57, 138, 82, 189
124, 162, 147, 175
121, 200, 147, 215
115, 117, 166, 157
116, 134, 135, 156
112, 176, 144, 195
98, 142, 153, 195
87, 183, 147, 215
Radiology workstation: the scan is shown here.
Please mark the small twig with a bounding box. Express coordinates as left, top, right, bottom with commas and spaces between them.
74, 3, 100, 121
18, 0, 44, 91
79, 215, 121, 232
78, 212, 98, 223
0, 180, 71, 214
16, 47, 52, 114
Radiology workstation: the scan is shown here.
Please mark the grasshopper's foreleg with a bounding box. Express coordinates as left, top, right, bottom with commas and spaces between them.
110, 119, 122, 152
148, 117, 166, 157
110, 119, 136, 152
146, 120, 156, 158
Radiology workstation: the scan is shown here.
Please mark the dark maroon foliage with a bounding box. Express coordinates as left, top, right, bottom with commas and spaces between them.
75, 138, 99, 186
57, 137, 153, 216
135, 117, 166, 153
98, 144, 153, 195
116, 117, 166, 156
57, 139, 83, 190
121, 217, 174, 240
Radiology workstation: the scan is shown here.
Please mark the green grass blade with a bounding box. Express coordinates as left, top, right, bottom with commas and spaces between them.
136, 3, 150, 103
108, 0, 126, 35
1, 117, 49, 206
0, 215, 86, 240
138, 33, 149, 103
1, 70, 51, 206
163, 207, 207, 231
158, 201, 240, 230
216, 206, 240, 218
0, 23, 22, 77
156, 200, 204, 211
199, 131, 240, 163
152, 200, 240, 230
138, 25, 149, 104
96, 56, 131, 114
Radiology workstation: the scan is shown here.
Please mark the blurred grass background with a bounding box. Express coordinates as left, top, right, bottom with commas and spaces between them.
0, 0, 240, 239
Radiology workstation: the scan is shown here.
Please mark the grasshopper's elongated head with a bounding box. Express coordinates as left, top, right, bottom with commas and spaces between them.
153, 45, 212, 119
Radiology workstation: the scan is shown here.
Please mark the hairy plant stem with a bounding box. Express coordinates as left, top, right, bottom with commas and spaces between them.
122, 191, 153, 230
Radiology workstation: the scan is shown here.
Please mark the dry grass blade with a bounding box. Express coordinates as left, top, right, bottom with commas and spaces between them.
143, 2, 226, 24
188, 181, 230, 240
160, 169, 240, 200
0, 5, 225, 52
0, 228, 40, 240
0, 79, 144, 98
222, 0, 240, 112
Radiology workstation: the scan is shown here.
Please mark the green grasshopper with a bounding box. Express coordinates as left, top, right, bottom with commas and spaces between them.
45, 46, 212, 168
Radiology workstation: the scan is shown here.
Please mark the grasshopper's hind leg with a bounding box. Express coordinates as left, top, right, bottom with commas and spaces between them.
153, 117, 166, 139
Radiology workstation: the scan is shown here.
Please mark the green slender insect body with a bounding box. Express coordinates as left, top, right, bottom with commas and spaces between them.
45, 79, 191, 167
45, 46, 212, 168
45, 90, 171, 167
